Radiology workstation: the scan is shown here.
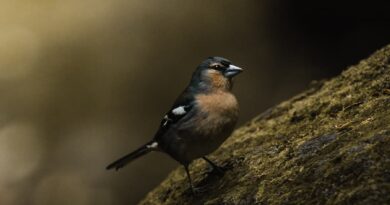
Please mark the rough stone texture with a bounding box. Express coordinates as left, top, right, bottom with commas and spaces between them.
140, 45, 390, 205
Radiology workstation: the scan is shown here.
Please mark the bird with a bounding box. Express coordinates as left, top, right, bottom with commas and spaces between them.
106, 56, 243, 194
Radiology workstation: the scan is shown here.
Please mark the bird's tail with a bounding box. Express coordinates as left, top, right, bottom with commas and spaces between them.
106, 141, 158, 171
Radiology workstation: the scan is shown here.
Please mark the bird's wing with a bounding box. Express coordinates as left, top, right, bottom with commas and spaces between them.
153, 88, 196, 139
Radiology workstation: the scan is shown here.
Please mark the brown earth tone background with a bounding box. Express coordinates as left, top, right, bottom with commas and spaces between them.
0, 1, 389, 205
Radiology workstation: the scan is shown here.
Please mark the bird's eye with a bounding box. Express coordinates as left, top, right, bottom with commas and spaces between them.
211, 64, 222, 69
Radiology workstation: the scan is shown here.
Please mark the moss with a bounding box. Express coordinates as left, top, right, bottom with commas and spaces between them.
140, 45, 390, 205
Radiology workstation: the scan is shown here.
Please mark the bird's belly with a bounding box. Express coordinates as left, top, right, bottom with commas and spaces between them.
175, 111, 238, 162
184, 127, 234, 161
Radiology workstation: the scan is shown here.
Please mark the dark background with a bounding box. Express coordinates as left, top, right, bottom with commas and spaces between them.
0, 1, 389, 204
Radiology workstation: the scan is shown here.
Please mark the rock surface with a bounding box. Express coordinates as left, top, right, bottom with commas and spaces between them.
140, 45, 390, 205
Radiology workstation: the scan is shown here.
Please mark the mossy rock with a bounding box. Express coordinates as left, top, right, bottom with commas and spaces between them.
140, 45, 390, 205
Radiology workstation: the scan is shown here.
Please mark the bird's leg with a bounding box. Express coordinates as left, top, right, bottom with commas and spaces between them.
184, 164, 196, 195
202, 157, 224, 175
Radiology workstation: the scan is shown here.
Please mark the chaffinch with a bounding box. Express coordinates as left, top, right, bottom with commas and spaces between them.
106, 56, 243, 194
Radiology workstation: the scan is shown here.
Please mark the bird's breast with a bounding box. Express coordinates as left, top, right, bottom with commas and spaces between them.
195, 91, 238, 116
193, 91, 239, 135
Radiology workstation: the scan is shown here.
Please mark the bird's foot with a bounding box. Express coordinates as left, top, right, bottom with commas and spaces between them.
202, 157, 225, 176
206, 165, 225, 176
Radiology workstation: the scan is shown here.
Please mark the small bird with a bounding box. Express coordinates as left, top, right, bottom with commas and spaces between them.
106, 56, 243, 194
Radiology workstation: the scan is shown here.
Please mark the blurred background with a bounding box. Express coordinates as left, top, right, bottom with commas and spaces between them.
1, 0, 389, 204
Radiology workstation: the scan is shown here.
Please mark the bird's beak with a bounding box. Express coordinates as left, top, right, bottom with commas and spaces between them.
224, 64, 243, 77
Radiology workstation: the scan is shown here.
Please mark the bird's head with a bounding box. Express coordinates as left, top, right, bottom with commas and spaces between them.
191, 56, 243, 92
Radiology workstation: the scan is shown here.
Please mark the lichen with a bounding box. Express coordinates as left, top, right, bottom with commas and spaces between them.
139, 45, 390, 205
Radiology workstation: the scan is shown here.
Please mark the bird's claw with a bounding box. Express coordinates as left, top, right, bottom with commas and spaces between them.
206, 165, 225, 176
